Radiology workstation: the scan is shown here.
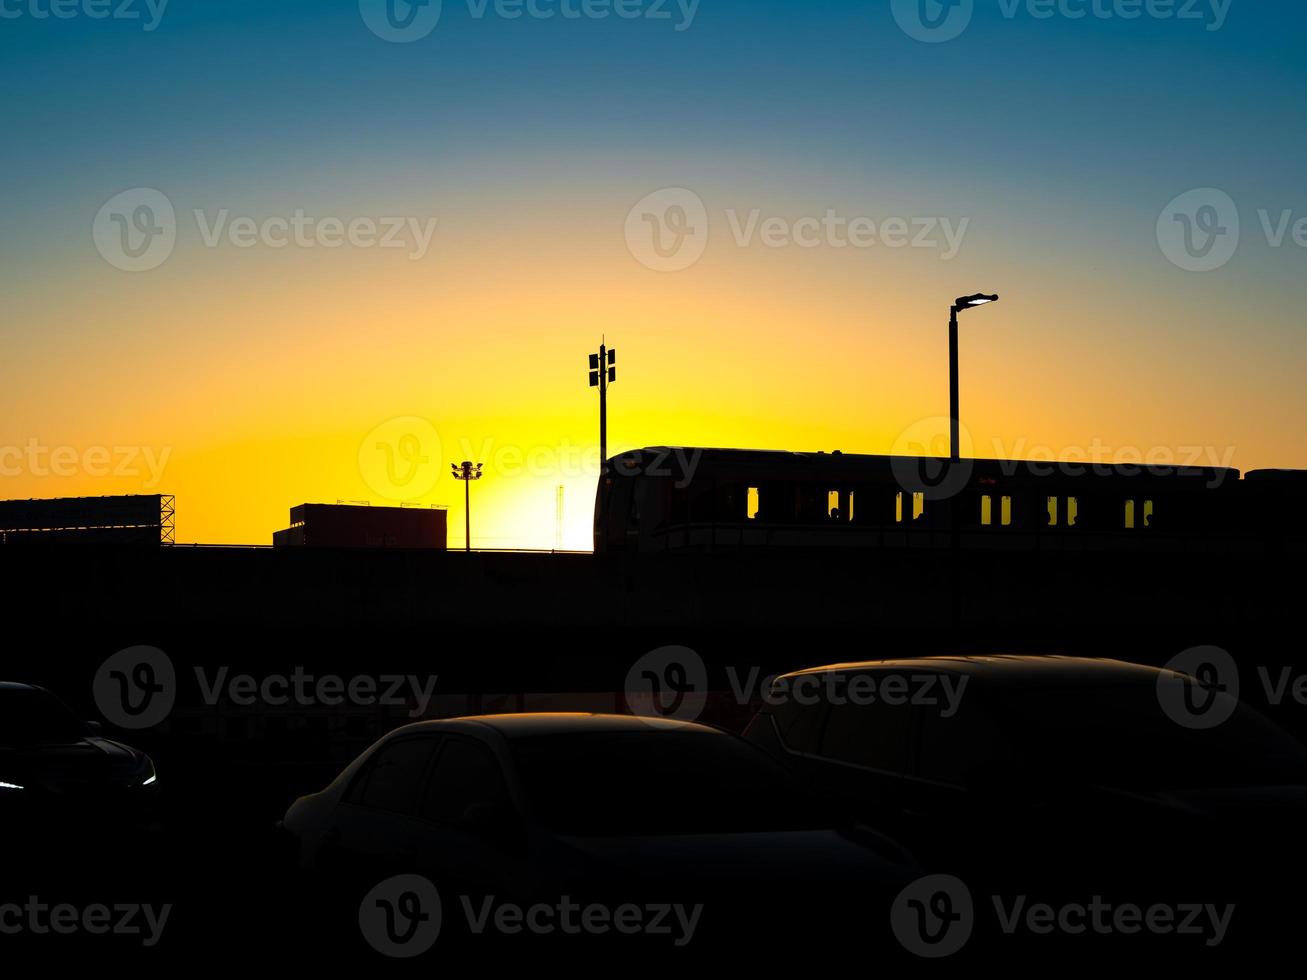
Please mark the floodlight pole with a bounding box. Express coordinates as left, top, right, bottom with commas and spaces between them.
450, 460, 483, 553
588, 341, 617, 473
599, 342, 608, 466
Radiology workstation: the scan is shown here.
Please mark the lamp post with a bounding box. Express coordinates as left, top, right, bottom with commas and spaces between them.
450, 460, 483, 552
949, 293, 999, 460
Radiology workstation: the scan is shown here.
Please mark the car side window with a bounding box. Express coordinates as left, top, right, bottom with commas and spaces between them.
420, 737, 510, 826
771, 697, 829, 755
917, 697, 1011, 786
349, 736, 439, 814
818, 678, 913, 775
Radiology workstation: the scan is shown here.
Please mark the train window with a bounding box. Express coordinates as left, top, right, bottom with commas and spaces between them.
763, 483, 799, 524
913, 492, 924, 521
1067, 496, 1079, 527
827, 490, 841, 520
1000, 495, 1012, 526
895, 492, 904, 524
688, 479, 715, 523
670, 485, 688, 525
848, 491, 855, 523
798, 486, 826, 523
980, 494, 993, 526
1143, 499, 1154, 528
1046, 496, 1058, 527
747, 487, 760, 521
1124, 499, 1136, 529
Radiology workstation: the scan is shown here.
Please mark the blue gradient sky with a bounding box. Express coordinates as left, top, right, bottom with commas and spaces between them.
2, 0, 1305, 545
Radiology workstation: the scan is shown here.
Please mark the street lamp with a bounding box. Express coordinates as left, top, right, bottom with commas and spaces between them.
949, 293, 999, 461
450, 460, 483, 552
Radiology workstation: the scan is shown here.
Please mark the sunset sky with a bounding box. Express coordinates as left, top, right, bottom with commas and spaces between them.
2, 0, 1305, 548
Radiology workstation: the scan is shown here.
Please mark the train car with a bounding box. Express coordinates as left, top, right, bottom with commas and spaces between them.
1240, 469, 1307, 555
594, 447, 1245, 555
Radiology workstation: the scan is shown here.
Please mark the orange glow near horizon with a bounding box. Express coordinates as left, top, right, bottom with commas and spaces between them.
3, 183, 1304, 549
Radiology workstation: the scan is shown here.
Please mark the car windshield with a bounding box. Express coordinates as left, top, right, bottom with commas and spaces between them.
0, 688, 89, 747
989, 685, 1307, 791
509, 730, 836, 837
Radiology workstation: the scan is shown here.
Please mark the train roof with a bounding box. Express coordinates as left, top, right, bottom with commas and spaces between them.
614, 446, 1239, 484
1244, 469, 1307, 483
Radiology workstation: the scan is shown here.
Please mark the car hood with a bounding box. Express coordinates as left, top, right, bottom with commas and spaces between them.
0, 738, 147, 793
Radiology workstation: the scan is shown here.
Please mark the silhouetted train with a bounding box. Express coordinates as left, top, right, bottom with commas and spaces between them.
594, 447, 1305, 555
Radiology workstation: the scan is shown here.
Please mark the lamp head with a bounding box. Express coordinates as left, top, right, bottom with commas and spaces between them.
954, 292, 999, 311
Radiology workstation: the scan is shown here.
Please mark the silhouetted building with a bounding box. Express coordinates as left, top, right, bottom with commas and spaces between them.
0, 494, 174, 545
272, 503, 446, 550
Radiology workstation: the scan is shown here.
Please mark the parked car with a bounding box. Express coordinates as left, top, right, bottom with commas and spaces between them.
744, 655, 1307, 902
0, 681, 161, 834
282, 712, 917, 943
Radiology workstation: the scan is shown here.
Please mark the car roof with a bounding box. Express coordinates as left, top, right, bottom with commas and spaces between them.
777, 655, 1167, 687
388, 712, 722, 739
0, 682, 40, 691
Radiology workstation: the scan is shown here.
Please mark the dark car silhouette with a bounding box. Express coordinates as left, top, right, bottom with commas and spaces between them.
282, 712, 918, 942
0, 682, 160, 835
744, 655, 1307, 903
